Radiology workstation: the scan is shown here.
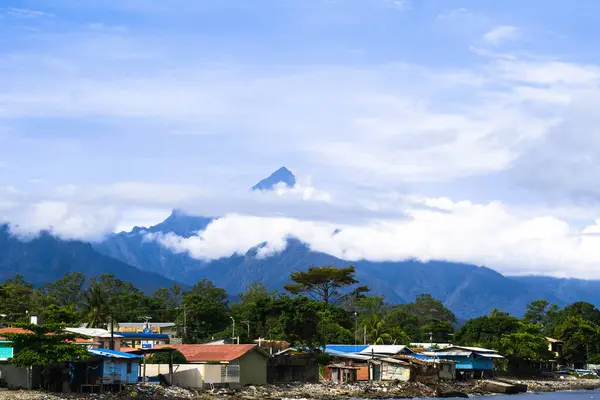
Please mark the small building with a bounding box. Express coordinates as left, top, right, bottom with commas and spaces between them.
69, 348, 143, 393
425, 346, 503, 379
156, 344, 270, 388
359, 345, 418, 358
117, 322, 180, 345
394, 355, 456, 383
65, 327, 125, 351
268, 348, 319, 383
324, 350, 411, 382
0, 328, 38, 389
546, 337, 563, 360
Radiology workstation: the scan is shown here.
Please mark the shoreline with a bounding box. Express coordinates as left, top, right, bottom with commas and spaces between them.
1, 378, 600, 399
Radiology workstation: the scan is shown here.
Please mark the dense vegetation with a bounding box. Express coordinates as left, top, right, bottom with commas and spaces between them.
1, 266, 599, 367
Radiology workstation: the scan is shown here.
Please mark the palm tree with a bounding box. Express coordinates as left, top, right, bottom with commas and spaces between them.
81, 282, 111, 328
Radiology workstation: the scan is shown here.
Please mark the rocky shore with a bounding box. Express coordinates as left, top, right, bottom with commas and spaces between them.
1, 378, 600, 400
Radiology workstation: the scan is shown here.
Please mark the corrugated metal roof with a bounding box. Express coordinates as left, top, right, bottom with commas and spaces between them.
118, 332, 169, 339
88, 348, 143, 359
155, 344, 268, 363
359, 345, 411, 355
325, 349, 373, 360
326, 344, 369, 353
425, 351, 473, 357
118, 323, 176, 328
66, 328, 124, 338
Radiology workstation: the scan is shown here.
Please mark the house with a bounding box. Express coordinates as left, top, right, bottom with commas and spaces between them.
358, 345, 418, 357
546, 337, 563, 360
393, 355, 456, 383
0, 328, 40, 389
425, 346, 503, 379
68, 348, 143, 393
65, 328, 125, 351
117, 322, 180, 345
268, 348, 319, 383
324, 349, 412, 382
377, 358, 412, 381
155, 344, 270, 388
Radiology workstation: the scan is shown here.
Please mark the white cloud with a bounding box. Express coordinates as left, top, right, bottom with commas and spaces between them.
1, 8, 54, 18
151, 198, 600, 279
483, 25, 519, 46
5, 201, 119, 240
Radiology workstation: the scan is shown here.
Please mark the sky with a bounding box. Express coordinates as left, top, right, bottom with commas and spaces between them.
3, 0, 600, 278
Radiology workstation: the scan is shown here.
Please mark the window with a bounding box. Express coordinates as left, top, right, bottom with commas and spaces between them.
127, 361, 132, 374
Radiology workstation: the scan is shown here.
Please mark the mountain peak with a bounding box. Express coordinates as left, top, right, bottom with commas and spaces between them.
251, 167, 296, 191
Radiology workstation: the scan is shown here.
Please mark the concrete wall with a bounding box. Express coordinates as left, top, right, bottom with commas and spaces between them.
0, 364, 29, 389
145, 364, 203, 388
240, 350, 267, 386
144, 363, 245, 388
381, 363, 410, 382
439, 363, 456, 380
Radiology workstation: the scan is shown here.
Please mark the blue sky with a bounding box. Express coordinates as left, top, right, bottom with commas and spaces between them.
3, 0, 600, 278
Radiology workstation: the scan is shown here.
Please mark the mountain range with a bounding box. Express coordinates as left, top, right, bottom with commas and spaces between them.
1, 167, 599, 319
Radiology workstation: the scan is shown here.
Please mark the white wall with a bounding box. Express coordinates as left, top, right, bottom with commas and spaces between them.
144, 364, 242, 388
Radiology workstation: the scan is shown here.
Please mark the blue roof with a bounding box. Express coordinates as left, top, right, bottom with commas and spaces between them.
117, 332, 169, 339
326, 345, 369, 353
88, 348, 143, 359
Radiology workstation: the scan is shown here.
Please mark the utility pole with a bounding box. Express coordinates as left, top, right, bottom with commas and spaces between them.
242, 321, 250, 340
109, 316, 115, 350
364, 325, 366, 345
230, 317, 235, 342
354, 312, 358, 349
182, 306, 187, 342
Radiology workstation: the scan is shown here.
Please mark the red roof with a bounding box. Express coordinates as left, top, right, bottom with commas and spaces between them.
0, 327, 33, 340
155, 344, 264, 363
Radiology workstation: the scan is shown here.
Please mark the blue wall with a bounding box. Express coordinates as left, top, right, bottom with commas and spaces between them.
0, 342, 13, 360
102, 359, 140, 384
439, 355, 494, 371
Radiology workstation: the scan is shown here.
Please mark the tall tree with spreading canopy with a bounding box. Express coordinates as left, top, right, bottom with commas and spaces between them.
284, 266, 368, 305
4, 323, 89, 368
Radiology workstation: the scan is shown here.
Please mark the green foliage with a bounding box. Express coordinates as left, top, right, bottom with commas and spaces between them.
41, 305, 79, 325
0, 275, 36, 322
284, 266, 367, 305
39, 272, 86, 307
455, 311, 521, 349
182, 279, 230, 343
147, 349, 187, 364
81, 280, 111, 328
4, 323, 89, 368
499, 329, 553, 361
555, 315, 600, 365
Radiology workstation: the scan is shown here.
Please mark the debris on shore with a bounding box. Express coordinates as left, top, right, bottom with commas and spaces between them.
0, 378, 599, 400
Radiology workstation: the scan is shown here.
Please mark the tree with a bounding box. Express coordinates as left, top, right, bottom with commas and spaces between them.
148, 349, 187, 364
41, 305, 79, 325
182, 279, 230, 342
499, 323, 553, 362
151, 285, 182, 322
555, 315, 600, 366
523, 300, 551, 326
284, 266, 368, 305
231, 282, 278, 342
81, 281, 111, 328
0, 275, 37, 322
4, 323, 89, 368
39, 272, 86, 307
455, 311, 521, 350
